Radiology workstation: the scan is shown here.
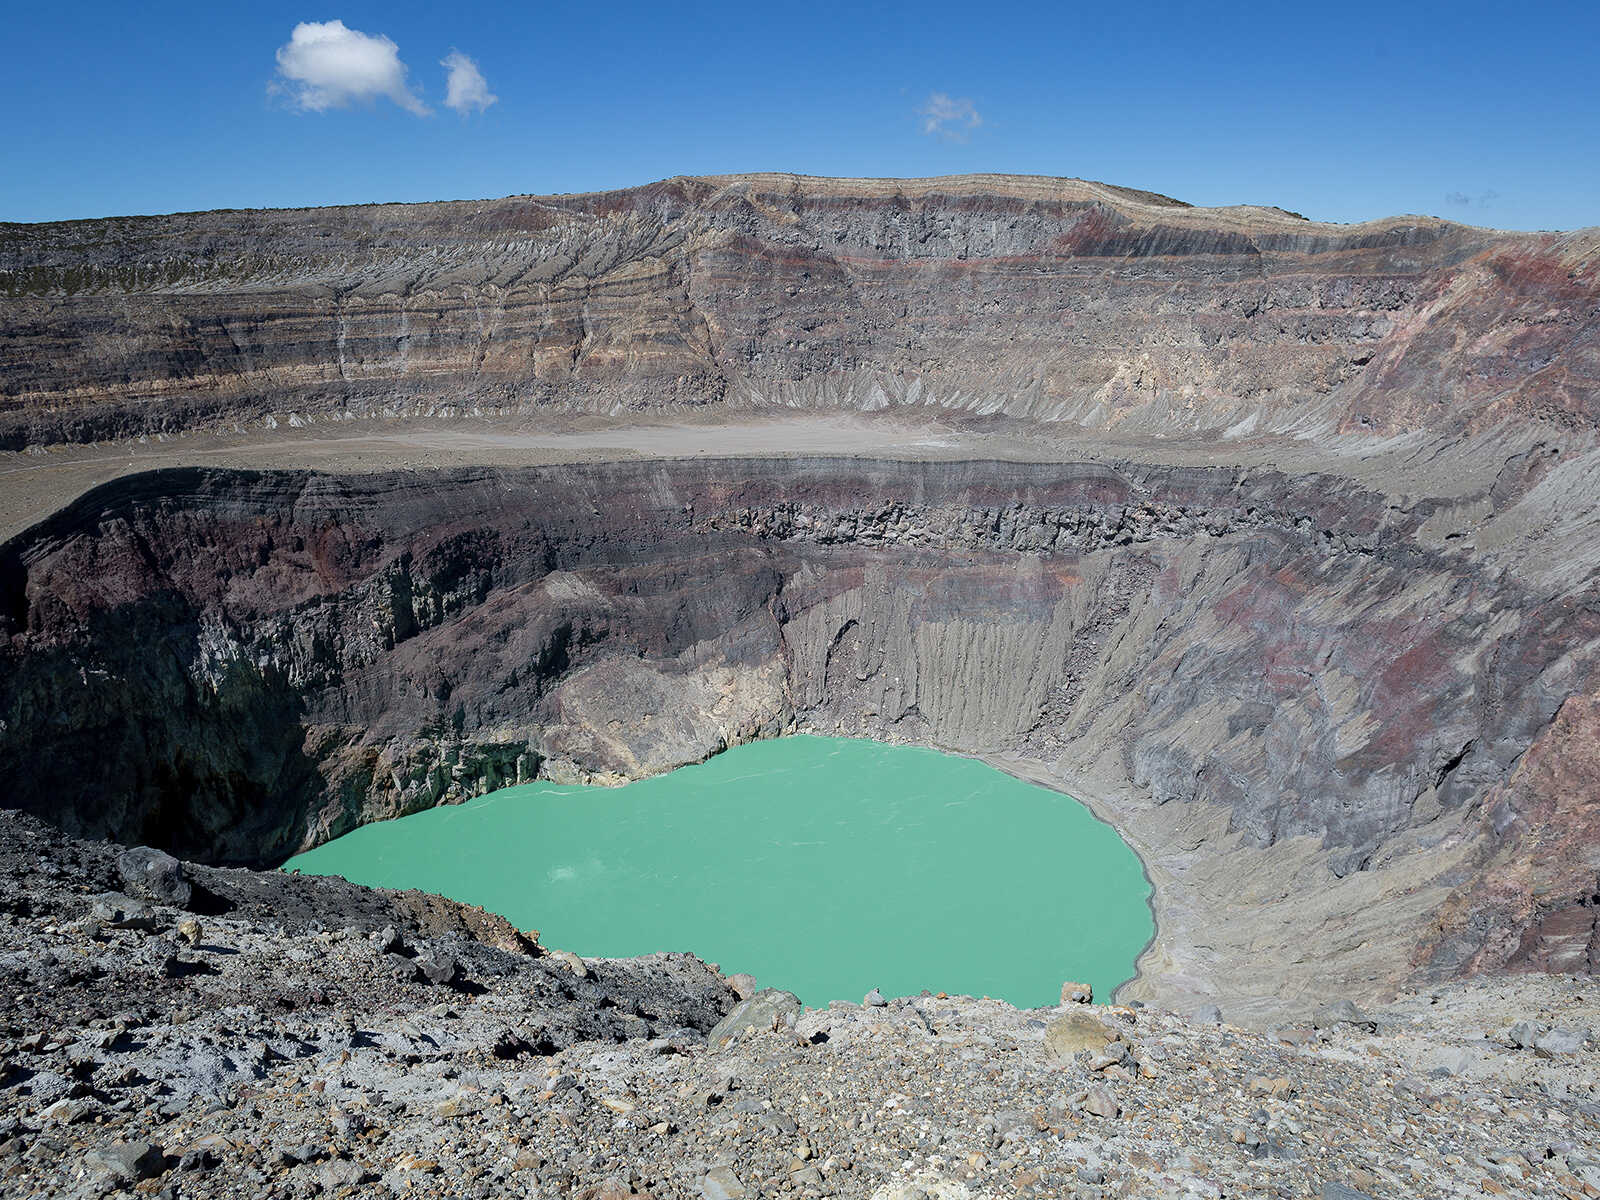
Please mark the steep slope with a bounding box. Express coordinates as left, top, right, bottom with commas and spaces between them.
2, 457, 1596, 1017
3, 173, 1597, 1019
3, 174, 1597, 448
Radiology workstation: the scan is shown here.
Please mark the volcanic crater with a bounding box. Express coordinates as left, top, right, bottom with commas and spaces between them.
3, 173, 1599, 1021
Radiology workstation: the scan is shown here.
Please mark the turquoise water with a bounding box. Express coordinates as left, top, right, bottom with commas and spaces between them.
285, 736, 1153, 1007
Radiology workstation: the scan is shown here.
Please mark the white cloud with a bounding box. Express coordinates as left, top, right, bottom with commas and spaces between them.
442, 51, 497, 114
919, 92, 981, 141
274, 20, 429, 116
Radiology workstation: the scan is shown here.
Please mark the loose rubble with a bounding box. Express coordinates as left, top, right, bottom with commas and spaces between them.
2, 810, 1596, 1199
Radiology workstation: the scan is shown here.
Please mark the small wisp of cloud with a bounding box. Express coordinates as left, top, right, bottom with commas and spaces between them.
1446, 189, 1501, 209
442, 51, 497, 114
919, 92, 982, 141
273, 20, 429, 115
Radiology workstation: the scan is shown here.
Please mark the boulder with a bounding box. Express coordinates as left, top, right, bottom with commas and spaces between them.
91, 895, 159, 932
1083, 1086, 1120, 1118
1313, 999, 1375, 1031
706, 989, 802, 1049
413, 948, 460, 986
702, 1165, 747, 1200
1534, 1027, 1586, 1054
547, 949, 588, 978
85, 1140, 166, 1181
1060, 981, 1093, 1004
1043, 1011, 1115, 1062
115, 847, 192, 909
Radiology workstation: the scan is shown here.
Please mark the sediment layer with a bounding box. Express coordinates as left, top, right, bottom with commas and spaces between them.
4, 172, 1599, 1021
2, 455, 1595, 1018
3, 174, 1597, 448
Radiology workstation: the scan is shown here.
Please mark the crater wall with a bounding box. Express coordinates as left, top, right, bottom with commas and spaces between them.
2, 457, 1595, 1017
4, 174, 1597, 448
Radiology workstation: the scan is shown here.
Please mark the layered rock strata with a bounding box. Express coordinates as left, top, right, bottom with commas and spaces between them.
3, 174, 1597, 449
2, 455, 1595, 1016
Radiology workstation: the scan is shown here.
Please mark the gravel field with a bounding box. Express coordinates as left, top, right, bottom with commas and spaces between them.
2, 810, 1595, 1200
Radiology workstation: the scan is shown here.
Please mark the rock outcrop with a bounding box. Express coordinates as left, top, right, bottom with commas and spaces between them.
2, 173, 1598, 1018
2, 808, 1597, 1200
2, 451, 1596, 1016
2, 174, 1596, 448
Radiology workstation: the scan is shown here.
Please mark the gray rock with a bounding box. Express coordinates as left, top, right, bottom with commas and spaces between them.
1087, 1040, 1129, 1072
1507, 1020, 1544, 1048
115, 847, 192, 909
1313, 998, 1375, 1031
547, 948, 588, 978
702, 1164, 747, 1200
84, 1140, 166, 1181
725, 973, 758, 1000
863, 988, 888, 1007
1187, 1003, 1223, 1024
1083, 1086, 1120, 1118
413, 947, 459, 986
1422, 1046, 1474, 1076
1393, 1076, 1439, 1105
706, 989, 802, 1049
1321, 1184, 1378, 1200
91, 894, 159, 932
1534, 1027, 1585, 1054
316, 1158, 373, 1190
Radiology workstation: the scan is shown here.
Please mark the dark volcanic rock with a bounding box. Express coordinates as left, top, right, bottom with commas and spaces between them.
115, 846, 193, 908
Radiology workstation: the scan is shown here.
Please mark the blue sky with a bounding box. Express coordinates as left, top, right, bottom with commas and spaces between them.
3, 1, 1597, 229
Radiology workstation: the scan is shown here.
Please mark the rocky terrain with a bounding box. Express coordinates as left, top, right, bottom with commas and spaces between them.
3, 810, 1597, 1200
2, 174, 1597, 450
1, 174, 1598, 1178
1, 449, 1596, 1019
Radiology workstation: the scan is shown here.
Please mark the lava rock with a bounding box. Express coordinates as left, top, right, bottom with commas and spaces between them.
413, 948, 460, 986
115, 847, 192, 909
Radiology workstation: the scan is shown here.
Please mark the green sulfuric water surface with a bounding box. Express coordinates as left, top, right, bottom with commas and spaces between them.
285, 736, 1153, 1007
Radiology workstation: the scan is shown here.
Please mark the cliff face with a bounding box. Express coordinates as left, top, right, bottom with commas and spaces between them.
3, 174, 1597, 448
3, 457, 1595, 1015
4, 173, 1598, 1018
